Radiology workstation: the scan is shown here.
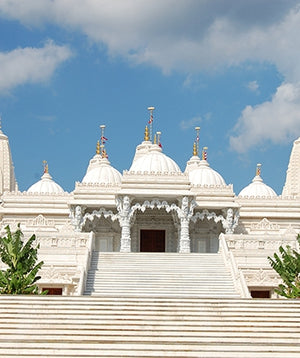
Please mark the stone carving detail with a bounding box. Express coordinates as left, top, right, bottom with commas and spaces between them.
27, 214, 55, 227
283, 225, 298, 236
36, 236, 88, 248
223, 208, 240, 234
251, 218, 280, 232
243, 268, 280, 286
77, 196, 196, 253
82, 208, 118, 224
60, 220, 75, 232
191, 208, 239, 234
116, 196, 132, 253
40, 266, 79, 283
70, 206, 86, 232
130, 197, 196, 253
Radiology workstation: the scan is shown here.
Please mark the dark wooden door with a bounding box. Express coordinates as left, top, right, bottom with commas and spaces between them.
140, 230, 165, 252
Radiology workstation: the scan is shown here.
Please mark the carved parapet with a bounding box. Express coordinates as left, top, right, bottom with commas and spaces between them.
242, 268, 281, 287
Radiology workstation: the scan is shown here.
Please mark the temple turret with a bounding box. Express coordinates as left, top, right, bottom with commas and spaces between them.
0, 124, 18, 195
282, 137, 300, 197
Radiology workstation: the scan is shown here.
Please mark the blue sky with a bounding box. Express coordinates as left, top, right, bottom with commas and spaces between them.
0, 1, 300, 195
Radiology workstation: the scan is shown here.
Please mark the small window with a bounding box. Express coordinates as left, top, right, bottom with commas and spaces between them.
251, 290, 270, 298
42, 287, 63, 295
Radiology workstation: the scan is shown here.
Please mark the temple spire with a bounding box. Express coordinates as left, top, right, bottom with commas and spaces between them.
43, 160, 49, 174
256, 163, 262, 176
147, 106, 155, 142
195, 126, 200, 156
202, 146, 208, 160
156, 131, 161, 147
99, 125, 108, 158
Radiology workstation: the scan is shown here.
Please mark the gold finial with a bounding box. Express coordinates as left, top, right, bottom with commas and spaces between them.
147, 106, 155, 142
96, 140, 100, 155
202, 146, 208, 160
144, 126, 149, 141
154, 133, 157, 144
256, 163, 262, 176
193, 142, 197, 156
43, 160, 48, 174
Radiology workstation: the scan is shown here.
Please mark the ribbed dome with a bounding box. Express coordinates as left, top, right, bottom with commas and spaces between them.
129, 144, 181, 174
27, 172, 65, 194
185, 155, 201, 173
82, 157, 122, 185
239, 175, 277, 197
189, 160, 226, 186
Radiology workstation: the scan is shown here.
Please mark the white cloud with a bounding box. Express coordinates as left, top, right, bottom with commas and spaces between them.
1, 1, 300, 151
247, 80, 259, 92
0, 41, 72, 93
0, 1, 298, 74
180, 116, 202, 130
230, 83, 300, 152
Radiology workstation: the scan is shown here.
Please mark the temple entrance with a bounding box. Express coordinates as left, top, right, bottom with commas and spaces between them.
140, 229, 165, 252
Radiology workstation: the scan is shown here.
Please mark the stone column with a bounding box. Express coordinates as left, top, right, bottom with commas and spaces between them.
120, 219, 131, 252
116, 196, 132, 253
179, 217, 190, 253
178, 197, 195, 253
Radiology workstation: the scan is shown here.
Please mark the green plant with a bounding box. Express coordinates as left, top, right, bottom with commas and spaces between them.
268, 235, 300, 298
0, 224, 44, 294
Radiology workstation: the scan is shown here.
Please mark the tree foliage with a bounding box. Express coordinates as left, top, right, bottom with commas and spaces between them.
0, 224, 44, 294
268, 235, 300, 298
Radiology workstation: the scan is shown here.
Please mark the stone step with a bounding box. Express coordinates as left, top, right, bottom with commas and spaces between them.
1, 295, 299, 357
84, 252, 239, 298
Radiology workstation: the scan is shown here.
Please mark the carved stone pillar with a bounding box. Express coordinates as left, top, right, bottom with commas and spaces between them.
116, 196, 132, 253
178, 196, 195, 253
120, 219, 131, 252
179, 218, 190, 253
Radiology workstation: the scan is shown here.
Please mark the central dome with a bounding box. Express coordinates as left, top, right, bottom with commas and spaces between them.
129, 144, 181, 174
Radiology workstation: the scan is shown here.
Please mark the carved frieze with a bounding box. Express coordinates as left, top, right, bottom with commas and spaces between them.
250, 218, 280, 232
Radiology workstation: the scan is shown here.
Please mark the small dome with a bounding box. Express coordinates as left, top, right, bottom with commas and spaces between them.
239, 175, 277, 197
82, 157, 122, 185
129, 144, 181, 174
189, 160, 226, 186
185, 155, 201, 173
27, 172, 65, 194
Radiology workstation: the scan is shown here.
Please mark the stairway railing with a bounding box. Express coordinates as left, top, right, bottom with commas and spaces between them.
78, 231, 95, 295
219, 233, 251, 298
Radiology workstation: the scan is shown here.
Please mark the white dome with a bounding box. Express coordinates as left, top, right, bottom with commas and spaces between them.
185, 155, 201, 173
189, 160, 226, 186
82, 157, 122, 185
129, 145, 181, 174
239, 175, 277, 197
27, 172, 65, 194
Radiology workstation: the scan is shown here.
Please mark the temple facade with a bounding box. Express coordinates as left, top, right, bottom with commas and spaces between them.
0, 117, 299, 298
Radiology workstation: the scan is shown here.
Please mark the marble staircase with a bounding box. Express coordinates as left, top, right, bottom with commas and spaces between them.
84, 252, 241, 297
0, 295, 299, 357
